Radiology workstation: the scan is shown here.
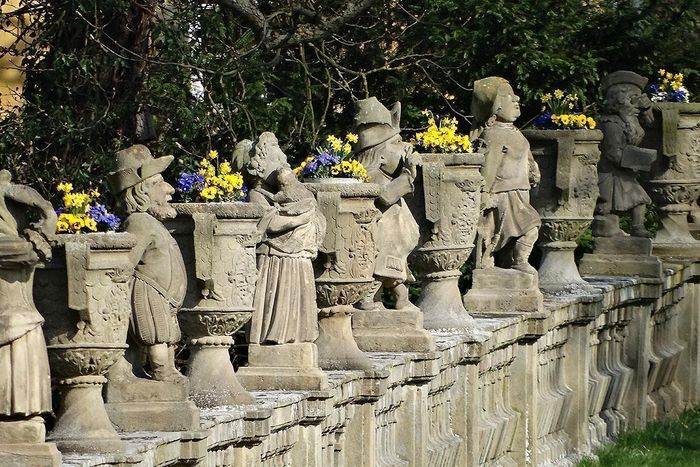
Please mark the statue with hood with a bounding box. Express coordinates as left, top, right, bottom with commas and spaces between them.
470, 76, 541, 274
352, 97, 421, 311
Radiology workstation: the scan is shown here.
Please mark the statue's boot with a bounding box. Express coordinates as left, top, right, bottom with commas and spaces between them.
512, 230, 537, 275
392, 282, 419, 312
592, 214, 627, 237
149, 343, 188, 384
355, 280, 382, 311
630, 224, 653, 238
630, 205, 653, 238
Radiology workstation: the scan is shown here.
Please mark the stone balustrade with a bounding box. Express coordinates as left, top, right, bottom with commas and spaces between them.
54, 259, 700, 467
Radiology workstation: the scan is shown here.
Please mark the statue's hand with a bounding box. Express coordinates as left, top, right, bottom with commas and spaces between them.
23, 228, 52, 262
403, 153, 422, 180
637, 94, 653, 111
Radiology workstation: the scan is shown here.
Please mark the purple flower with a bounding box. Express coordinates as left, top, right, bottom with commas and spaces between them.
87, 204, 121, 231
177, 172, 205, 193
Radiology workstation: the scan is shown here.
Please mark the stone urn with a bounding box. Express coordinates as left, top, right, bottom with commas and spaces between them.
523, 129, 603, 293
642, 102, 700, 257
304, 180, 381, 370
34, 233, 136, 453
407, 152, 484, 329
167, 202, 264, 407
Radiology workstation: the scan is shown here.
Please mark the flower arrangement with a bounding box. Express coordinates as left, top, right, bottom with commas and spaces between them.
533, 89, 596, 130
177, 150, 247, 202
649, 69, 690, 103
412, 110, 472, 153
55, 182, 121, 233
293, 134, 369, 181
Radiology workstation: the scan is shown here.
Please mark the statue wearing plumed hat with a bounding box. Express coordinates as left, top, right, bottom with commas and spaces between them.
470, 77, 541, 274
352, 97, 421, 311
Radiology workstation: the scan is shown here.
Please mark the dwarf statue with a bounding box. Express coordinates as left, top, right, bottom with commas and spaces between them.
0, 170, 56, 432
352, 97, 421, 311
109, 145, 187, 383
470, 77, 541, 274
592, 71, 656, 237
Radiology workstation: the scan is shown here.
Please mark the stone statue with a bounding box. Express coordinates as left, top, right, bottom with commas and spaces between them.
352, 97, 421, 311
0, 169, 60, 464
234, 132, 328, 390
108, 145, 187, 383
470, 77, 541, 274
592, 71, 657, 238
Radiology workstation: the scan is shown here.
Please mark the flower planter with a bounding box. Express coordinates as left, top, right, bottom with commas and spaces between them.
408, 152, 484, 329
642, 102, 700, 257
167, 202, 264, 407
34, 233, 136, 453
304, 181, 381, 370
523, 129, 603, 293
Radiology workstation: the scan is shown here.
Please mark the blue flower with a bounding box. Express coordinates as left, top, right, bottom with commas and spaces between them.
649, 84, 660, 93
87, 204, 121, 231
533, 113, 553, 129
177, 172, 205, 193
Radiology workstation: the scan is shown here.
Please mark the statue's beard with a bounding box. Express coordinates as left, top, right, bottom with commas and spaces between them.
147, 203, 177, 221
620, 114, 645, 143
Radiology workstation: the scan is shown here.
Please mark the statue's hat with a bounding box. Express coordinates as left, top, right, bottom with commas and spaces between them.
471, 76, 511, 127
601, 71, 648, 92
108, 144, 173, 193
352, 97, 401, 152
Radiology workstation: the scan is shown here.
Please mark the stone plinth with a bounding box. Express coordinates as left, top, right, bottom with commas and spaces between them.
579, 237, 663, 279
0, 418, 61, 467
352, 309, 435, 352
463, 268, 544, 313
237, 343, 328, 391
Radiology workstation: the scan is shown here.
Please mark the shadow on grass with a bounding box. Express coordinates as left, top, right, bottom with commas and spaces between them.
579, 407, 700, 466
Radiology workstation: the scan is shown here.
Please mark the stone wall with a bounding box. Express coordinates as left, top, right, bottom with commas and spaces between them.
62, 259, 700, 467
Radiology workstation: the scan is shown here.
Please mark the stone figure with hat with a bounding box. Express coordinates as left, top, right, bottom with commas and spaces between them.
0, 169, 61, 464
351, 97, 421, 312
592, 70, 657, 238
234, 132, 329, 390
104, 145, 199, 432
463, 77, 544, 313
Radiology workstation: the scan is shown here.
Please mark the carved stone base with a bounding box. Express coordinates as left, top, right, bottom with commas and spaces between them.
418, 271, 475, 330
463, 268, 544, 313
0, 442, 61, 467
187, 337, 255, 407
104, 366, 200, 432
352, 309, 436, 352
0, 417, 45, 444
316, 305, 372, 370
579, 237, 663, 279
688, 222, 700, 240
237, 343, 328, 391
49, 376, 125, 453
104, 400, 200, 432
538, 241, 598, 295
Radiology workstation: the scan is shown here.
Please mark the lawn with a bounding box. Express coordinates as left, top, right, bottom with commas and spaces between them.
580, 407, 700, 466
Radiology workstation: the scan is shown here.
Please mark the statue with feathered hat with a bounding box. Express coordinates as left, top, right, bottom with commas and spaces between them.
351, 97, 421, 311
470, 77, 541, 274
592, 70, 656, 237
108, 145, 187, 383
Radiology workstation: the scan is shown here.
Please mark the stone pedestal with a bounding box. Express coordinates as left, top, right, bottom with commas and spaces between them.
237, 343, 328, 391
463, 268, 543, 313
523, 129, 603, 295
306, 182, 381, 370
34, 233, 141, 452
169, 203, 264, 407
407, 153, 484, 329
579, 237, 663, 279
0, 418, 61, 466
642, 102, 700, 258
352, 309, 435, 352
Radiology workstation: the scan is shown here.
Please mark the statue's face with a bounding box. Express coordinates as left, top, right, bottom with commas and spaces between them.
378, 134, 412, 176
494, 85, 521, 123
143, 174, 176, 220
251, 140, 290, 186
613, 84, 643, 117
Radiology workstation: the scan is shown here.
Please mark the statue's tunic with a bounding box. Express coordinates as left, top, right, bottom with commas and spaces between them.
596, 114, 652, 213
478, 123, 541, 250
0, 239, 51, 416
125, 213, 186, 345
359, 164, 419, 281
248, 189, 326, 344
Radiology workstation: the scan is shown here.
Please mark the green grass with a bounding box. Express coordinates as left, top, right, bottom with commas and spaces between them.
579, 407, 700, 466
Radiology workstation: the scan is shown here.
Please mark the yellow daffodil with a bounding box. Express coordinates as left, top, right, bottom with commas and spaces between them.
346, 133, 359, 143
57, 182, 73, 193
554, 89, 564, 99
220, 161, 232, 175
208, 150, 218, 159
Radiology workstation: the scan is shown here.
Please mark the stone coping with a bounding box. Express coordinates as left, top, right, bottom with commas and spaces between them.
418, 152, 485, 166
52, 232, 137, 250
303, 182, 381, 198
172, 202, 266, 219
522, 128, 604, 141
61, 259, 699, 466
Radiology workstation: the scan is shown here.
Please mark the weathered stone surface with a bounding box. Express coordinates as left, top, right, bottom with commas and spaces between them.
105, 144, 199, 432
352, 309, 435, 352
464, 268, 544, 314
524, 129, 603, 294
408, 152, 484, 330
580, 237, 663, 279
592, 71, 657, 239
237, 343, 328, 391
